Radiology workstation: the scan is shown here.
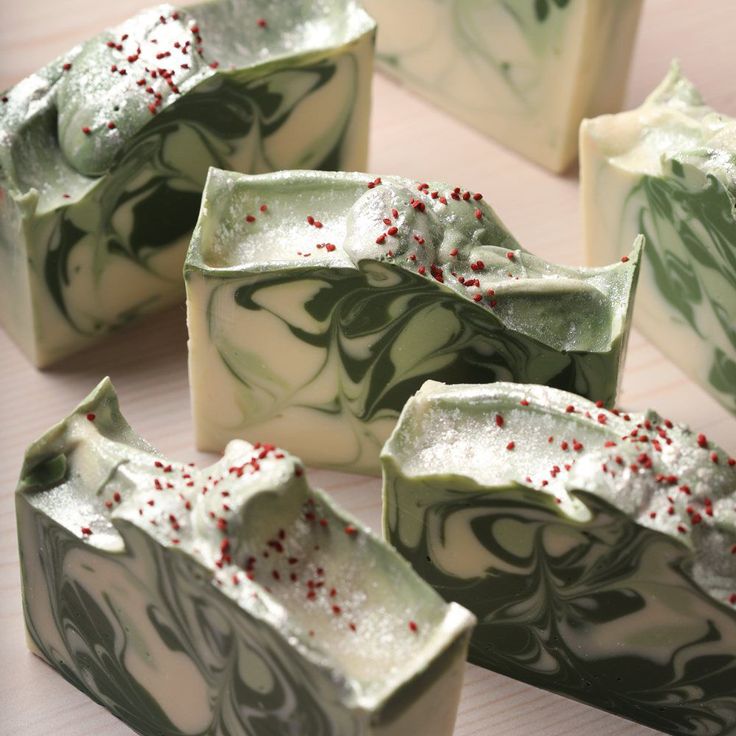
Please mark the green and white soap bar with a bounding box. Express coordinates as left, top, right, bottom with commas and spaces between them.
581, 62, 736, 413
186, 168, 642, 475
363, 0, 642, 172
382, 380, 736, 736
16, 378, 474, 736
0, 0, 374, 367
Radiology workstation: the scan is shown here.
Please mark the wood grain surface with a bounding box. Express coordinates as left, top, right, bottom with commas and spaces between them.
1, 1, 734, 734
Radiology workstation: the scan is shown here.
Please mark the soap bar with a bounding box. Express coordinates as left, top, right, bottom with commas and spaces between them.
16, 378, 474, 736
581, 63, 736, 413
0, 1, 374, 367
185, 168, 642, 474
363, 0, 642, 172
382, 380, 736, 736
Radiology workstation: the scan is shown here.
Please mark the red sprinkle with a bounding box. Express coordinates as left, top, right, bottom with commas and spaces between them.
86, 413, 96, 421
81, 527, 92, 536
495, 414, 504, 428
621, 256, 629, 263
245, 215, 256, 223
409, 621, 418, 633
257, 18, 267, 28
506, 441, 515, 451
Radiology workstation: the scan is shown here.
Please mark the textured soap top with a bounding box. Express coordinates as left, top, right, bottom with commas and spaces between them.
0, 0, 374, 197
382, 381, 736, 607
584, 61, 736, 188
189, 168, 641, 355
19, 378, 471, 707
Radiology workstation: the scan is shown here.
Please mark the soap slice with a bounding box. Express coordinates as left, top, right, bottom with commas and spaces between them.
0, 0, 374, 367
186, 167, 642, 474
363, 0, 642, 172
16, 379, 474, 736
581, 62, 736, 414
382, 380, 736, 736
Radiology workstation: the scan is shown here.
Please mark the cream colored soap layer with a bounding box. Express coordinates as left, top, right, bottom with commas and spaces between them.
364, 0, 642, 172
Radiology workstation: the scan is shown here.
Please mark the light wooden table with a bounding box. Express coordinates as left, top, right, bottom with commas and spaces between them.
1, 1, 734, 734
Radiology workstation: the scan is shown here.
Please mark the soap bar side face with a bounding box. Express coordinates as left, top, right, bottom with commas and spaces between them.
17, 498, 365, 735
0, 3, 374, 367
382, 381, 736, 736
582, 129, 736, 414
187, 262, 628, 474
364, 0, 642, 172
581, 64, 736, 414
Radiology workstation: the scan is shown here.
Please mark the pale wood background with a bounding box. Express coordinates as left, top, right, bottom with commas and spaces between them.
1, 1, 734, 734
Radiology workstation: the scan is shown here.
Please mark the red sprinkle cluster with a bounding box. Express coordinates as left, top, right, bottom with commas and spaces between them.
79, 440, 423, 632
80, 11, 219, 134
368, 181, 511, 309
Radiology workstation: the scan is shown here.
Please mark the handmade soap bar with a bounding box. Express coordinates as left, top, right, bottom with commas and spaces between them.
0, 1, 374, 367
382, 380, 736, 736
16, 378, 474, 736
581, 63, 736, 413
363, 0, 642, 172
186, 168, 642, 474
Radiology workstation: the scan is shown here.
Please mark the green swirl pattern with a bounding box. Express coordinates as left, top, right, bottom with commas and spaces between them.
204, 264, 623, 473
624, 163, 736, 412
18, 513, 359, 735
387, 489, 736, 736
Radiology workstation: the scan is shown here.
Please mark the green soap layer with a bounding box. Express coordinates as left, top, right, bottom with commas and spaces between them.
16, 378, 474, 736
186, 167, 641, 474
0, 0, 374, 366
582, 62, 736, 413
382, 380, 736, 736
